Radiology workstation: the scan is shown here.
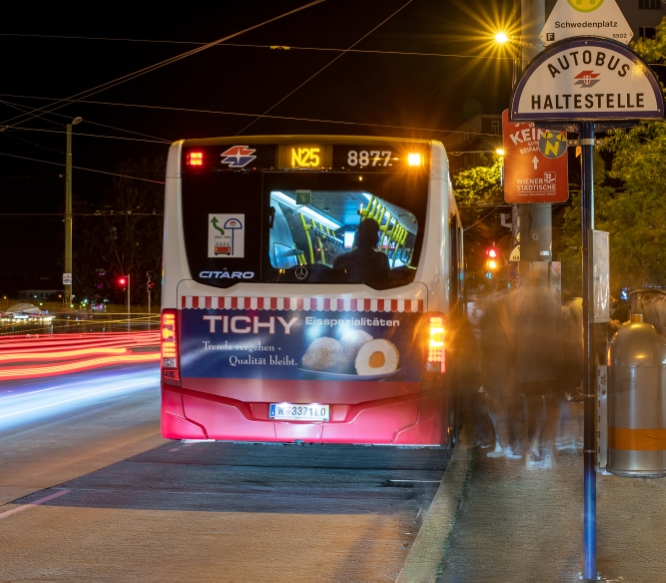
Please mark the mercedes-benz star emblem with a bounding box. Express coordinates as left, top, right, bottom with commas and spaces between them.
294, 266, 308, 280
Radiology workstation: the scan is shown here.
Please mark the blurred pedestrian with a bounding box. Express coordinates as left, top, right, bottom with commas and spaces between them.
558, 296, 583, 453
514, 273, 565, 468
452, 312, 492, 449
609, 292, 630, 338
480, 288, 522, 460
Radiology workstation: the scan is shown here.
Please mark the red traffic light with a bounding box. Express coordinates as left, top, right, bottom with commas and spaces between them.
485, 246, 499, 259
118, 277, 127, 286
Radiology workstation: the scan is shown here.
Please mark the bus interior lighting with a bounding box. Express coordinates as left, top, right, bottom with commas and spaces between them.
270, 191, 341, 230
187, 151, 204, 166
343, 232, 355, 249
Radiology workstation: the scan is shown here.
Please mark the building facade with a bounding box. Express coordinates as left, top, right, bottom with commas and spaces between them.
443, 114, 503, 175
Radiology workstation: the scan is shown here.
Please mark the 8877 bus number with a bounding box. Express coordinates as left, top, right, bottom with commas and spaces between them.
347, 150, 393, 167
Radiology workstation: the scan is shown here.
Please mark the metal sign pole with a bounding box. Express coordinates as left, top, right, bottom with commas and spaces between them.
580, 121, 597, 581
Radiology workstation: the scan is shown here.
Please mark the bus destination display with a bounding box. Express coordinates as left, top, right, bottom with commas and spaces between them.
183, 143, 427, 172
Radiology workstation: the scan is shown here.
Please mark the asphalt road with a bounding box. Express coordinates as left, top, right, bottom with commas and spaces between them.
0, 366, 452, 582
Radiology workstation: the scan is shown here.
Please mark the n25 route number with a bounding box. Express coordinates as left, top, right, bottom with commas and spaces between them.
347, 150, 392, 167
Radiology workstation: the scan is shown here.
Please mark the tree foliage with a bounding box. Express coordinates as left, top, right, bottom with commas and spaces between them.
559, 18, 666, 292
453, 157, 512, 276
73, 158, 165, 307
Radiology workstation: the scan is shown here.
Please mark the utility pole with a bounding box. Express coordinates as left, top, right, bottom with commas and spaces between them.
64, 117, 82, 308
519, 0, 551, 267
146, 272, 152, 331
126, 274, 131, 333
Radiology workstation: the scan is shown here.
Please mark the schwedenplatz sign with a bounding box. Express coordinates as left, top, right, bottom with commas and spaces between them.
511, 37, 663, 122
540, 0, 633, 46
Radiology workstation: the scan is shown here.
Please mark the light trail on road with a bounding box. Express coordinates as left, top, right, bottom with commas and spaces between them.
0, 365, 159, 434
0, 331, 159, 381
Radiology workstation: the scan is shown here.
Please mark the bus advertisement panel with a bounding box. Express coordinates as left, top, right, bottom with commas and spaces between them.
180, 296, 424, 382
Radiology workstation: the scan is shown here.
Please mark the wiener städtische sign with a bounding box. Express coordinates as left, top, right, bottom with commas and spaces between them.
510, 37, 664, 123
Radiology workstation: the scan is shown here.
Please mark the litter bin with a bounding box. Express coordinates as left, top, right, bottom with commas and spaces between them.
608, 314, 666, 478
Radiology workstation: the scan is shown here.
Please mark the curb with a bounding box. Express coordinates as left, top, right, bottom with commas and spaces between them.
396, 426, 474, 582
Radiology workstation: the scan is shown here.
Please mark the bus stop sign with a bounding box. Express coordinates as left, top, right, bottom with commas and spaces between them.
502, 109, 569, 204
510, 37, 664, 123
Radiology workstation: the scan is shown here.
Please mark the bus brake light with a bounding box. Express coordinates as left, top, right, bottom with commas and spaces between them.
162, 310, 180, 383
187, 151, 203, 166
427, 315, 445, 373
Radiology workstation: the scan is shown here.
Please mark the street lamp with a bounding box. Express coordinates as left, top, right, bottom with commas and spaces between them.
495, 32, 508, 44
64, 116, 83, 309
494, 31, 520, 88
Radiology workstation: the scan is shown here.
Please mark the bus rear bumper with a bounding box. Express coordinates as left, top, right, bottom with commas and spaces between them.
161, 384, 449, 445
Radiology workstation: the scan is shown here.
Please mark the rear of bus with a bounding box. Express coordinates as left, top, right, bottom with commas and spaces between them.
161, 136, 458, 445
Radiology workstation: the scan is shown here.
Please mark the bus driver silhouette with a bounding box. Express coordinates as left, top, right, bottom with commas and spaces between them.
333, 218, 390, 281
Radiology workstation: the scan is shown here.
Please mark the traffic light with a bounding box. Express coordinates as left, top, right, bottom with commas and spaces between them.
118, 277, 127, 287
484, 245, 501, 279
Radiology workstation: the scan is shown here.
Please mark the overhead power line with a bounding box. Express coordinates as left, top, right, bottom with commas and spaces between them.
0, 0, 326, 129
0, 33, 512, 61
0, 98, 169, 142
0, 93, 499, 138
0, 151, 165, 184
236, 0, 416, 134
6, 127, 170, 145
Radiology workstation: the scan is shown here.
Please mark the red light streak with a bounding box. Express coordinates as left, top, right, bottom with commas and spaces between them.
0, 353, 159, 381
0, 331, 160, 381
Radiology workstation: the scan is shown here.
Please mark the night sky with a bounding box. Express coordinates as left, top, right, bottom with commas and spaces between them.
0, 0, 516, 278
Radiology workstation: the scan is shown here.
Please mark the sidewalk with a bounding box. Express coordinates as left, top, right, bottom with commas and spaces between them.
400, 417, 666, 582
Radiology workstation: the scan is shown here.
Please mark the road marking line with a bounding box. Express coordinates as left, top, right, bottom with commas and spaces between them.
0, 489, 71, 521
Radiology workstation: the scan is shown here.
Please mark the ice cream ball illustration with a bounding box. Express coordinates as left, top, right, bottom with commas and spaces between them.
302, 337, 342, 371
355, 339, 400, 375
334, 330, 373, 373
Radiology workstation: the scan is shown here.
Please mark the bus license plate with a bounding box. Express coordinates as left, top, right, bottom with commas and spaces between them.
269, 403, 330, 421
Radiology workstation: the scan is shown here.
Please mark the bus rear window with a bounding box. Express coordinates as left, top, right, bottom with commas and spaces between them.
268, 190, 418, 287
181, 171, 428, 289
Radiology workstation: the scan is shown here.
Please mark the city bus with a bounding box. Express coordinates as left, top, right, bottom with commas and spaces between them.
160, 135, 464, 446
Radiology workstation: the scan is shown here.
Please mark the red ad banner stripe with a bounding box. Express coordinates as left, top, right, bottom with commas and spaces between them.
179, 296, 424, 313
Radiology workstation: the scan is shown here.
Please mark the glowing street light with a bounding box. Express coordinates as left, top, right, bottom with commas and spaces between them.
496, 148, 505, 156
495, 32, 509, 44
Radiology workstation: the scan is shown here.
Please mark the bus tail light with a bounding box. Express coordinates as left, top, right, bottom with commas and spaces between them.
186, 151, 203, 167
426, 314, 445, 374
162, 309, 180, 384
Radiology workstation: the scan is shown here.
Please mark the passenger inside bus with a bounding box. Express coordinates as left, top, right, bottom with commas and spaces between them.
333, 218, 390, 281
268, 190, 417, 287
